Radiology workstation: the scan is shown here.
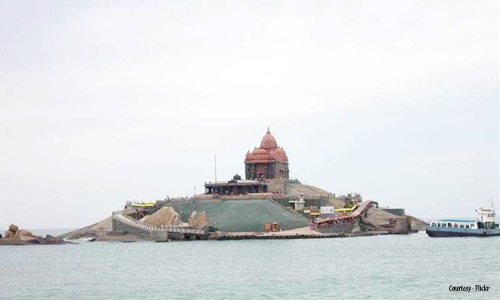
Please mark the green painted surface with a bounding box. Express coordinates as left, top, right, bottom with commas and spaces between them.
170, 199, 310, 232
317, 225, 354, 233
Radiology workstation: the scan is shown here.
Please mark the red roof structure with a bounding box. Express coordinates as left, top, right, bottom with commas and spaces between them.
245, 129, 288, 164
244, 129, 289, 180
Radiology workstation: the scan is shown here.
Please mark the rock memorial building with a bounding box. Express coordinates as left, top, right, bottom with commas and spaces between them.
204, 129, 289, 195
244, 129, 289, 180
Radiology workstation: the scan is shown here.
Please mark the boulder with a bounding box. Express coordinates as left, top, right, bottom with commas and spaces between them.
0, 226, 67, 245
8, 224, 19, 233
18, 235, 38, 242
407, 215, 428, 232
363, 208, 405, 228
362, 208, 413, 233
141, 206, 183, 227
4, 230, 15, 238
15, 229, 35, 238
188, 211, 210, 230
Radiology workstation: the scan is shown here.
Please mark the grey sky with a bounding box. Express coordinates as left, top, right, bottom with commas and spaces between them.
1, 0, 498, 229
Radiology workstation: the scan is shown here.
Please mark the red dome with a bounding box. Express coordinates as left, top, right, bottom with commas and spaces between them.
260, 130, 277, 149
276, 148, 288, 161
268, 149, 278, 159
244, 129, 288, 163
276, 147, 288, 161
252, 148, 267, 155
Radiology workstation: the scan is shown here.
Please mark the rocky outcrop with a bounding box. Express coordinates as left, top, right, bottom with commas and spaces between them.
361, 208, 410, 233
287, 182, 331, 199
324, 198, 347, 209
1, 224, 67, 245
36, 235, 66, 245
16, 229, 33, 237
139, 206, 185, 227
15, 230, 37, 241
407, 215, 428, 232
363, 208, 402, 227
4, 230, 15, 238
59, 216, 112, 240
188, 211, 210, 230
268, 179, 288, 194
4, 224, 19, 238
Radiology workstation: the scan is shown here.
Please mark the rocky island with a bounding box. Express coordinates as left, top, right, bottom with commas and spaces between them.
0, 130, 426, 245
58, 129, 427, 243
0, 224, 67, 246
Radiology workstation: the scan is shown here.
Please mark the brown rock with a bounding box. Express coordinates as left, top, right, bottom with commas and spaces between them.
141, 206, 184, 227
8, 224, 19, 233
0, 232, 67, 245
188, 211, 210, 230
4, 230, 15, 238
15, 229, 35, 238
363, 208, 405, 228
407, 215, 428, 232
18, 235, 38, 242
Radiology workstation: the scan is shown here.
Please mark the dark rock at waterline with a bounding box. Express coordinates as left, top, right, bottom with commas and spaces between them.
0, 235, 67, 246
36, 235, 67, 245
1, 224, 68, 245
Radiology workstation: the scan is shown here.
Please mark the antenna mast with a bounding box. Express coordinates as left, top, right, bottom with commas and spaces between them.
214, 154, 217, 183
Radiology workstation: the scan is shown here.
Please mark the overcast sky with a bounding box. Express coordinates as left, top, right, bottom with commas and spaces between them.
1, 0, 498, 229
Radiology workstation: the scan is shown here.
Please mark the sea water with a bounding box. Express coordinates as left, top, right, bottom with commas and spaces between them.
0, 232, 498, 300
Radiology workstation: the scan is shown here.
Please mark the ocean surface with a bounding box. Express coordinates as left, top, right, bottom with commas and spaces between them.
0, 232, 498, 300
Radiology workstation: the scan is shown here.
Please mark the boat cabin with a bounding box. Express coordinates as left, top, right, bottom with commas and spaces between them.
429, 220, 478, 230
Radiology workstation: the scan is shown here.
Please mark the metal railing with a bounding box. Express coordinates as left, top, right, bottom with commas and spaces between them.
112, 213, 205, 235
312, 201, 374, 230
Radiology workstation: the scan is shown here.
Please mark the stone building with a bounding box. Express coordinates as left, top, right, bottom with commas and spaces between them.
204, 174, 268, 195
204, 129, 289, 195
244, 129, 289, 180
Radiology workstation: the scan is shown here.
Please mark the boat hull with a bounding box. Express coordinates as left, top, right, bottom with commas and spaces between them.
426, 228, 500, 237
